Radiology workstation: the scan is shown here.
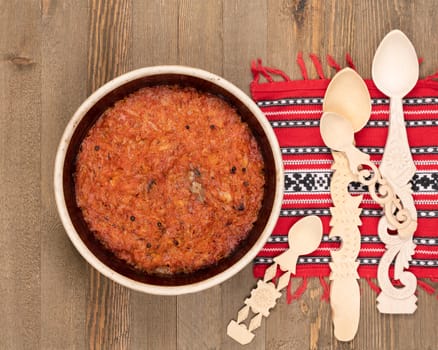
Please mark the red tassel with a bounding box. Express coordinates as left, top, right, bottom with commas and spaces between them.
251, 60, 260, 83
418, 57, 424, 65
319, 276, 330, 302
426, 71, 438, 81
365, 277, 381, 294
345, 53, 356, 70
430, 277, 438, 283
296, 52, 309, 80
309, 54, 326, 79
326, 54, 341, 72
264, 66, 291, 82
256, 59, 274, 83
287, 277, 308, 303
417, 280, 436, 295
286, 277, 293, 303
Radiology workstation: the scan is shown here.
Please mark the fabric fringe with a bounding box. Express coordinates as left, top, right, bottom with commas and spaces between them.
327, 54, 342, 72
251, 59, 291, 83
279, 276, 438, 303
252, 52, 358, 83
287, 277, 308, 303
345, 53, 356, 70
264, 65, 291, 82
426, 71, 438, 81
417, 280, 436, 295
365, 277, 381, 294
319, 276, 330, 302
252, 55, 438, 85
296, 52, 309, 80
309, 54, 326, 79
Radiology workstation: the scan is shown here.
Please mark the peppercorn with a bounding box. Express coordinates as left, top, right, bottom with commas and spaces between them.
94, 145, 100, 151
230, 166, 237, 174
130, 216, 135, 222
236, 203, 245, 211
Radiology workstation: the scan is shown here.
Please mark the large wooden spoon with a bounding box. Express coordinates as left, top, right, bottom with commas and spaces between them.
372, 29, 418, 237
372, 29, 418, 314
321, 68, 372, 342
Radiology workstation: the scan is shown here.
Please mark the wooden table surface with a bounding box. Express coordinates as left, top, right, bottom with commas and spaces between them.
2, 0, 438, 349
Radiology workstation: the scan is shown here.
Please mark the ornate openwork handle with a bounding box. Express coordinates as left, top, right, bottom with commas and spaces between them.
345, 147, 417, 237
341, 143, 418, 314
226, 261, 287, 345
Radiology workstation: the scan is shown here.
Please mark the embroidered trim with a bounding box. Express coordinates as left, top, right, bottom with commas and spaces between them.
254, 256, 438, 266
281, 146, 438, 155
267, 235, 438, 246
257, 97, 438, 108
271, 119, 438, 128
278, 208, 438, 217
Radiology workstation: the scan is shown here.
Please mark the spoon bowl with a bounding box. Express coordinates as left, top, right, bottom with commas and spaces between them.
320, 112, 354, 152
274, 215, 323, 273
288, 215, 323, 256
323, 68, 371, 132
372, 30, 419, 98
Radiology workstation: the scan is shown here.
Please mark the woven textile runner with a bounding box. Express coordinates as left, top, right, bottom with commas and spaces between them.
251, 56, 438, 300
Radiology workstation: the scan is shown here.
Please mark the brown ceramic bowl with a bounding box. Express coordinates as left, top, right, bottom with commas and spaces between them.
54, 66, 283, 295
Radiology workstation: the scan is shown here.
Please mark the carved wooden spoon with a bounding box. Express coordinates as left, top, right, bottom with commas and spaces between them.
372, 29, 419, 314
227, 216, 323, 345
322, 68, 372, 342
372, 29, 418, 239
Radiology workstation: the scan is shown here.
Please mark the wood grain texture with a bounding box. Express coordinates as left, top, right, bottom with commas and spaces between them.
1, 0, 438, 349
176, 2, 224, 349
0, 0, 41, 348
86, 1, 133, 349
130, 2, 178, 349
178, 0, 223, 75
40, 0, 89, 348
221, 2, 268, 349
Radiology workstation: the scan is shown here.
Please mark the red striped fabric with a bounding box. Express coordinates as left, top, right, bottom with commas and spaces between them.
250, 59, 438, 289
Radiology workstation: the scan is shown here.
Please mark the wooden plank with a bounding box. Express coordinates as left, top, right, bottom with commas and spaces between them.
129, 1, 179, 349
221, 1, 268, 349
267, 0, 328, 80
132, 0, 179, 68
410, 0, 438, 78
86, 1, 133, 349
178, 0, 224, 75
40, 0, 89, 348
0, 0, 41, 348
223, 0, 268, 94
176, 1, 224, 349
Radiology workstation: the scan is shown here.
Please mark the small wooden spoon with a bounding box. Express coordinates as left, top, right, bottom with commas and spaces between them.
227, 216, 323, 345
